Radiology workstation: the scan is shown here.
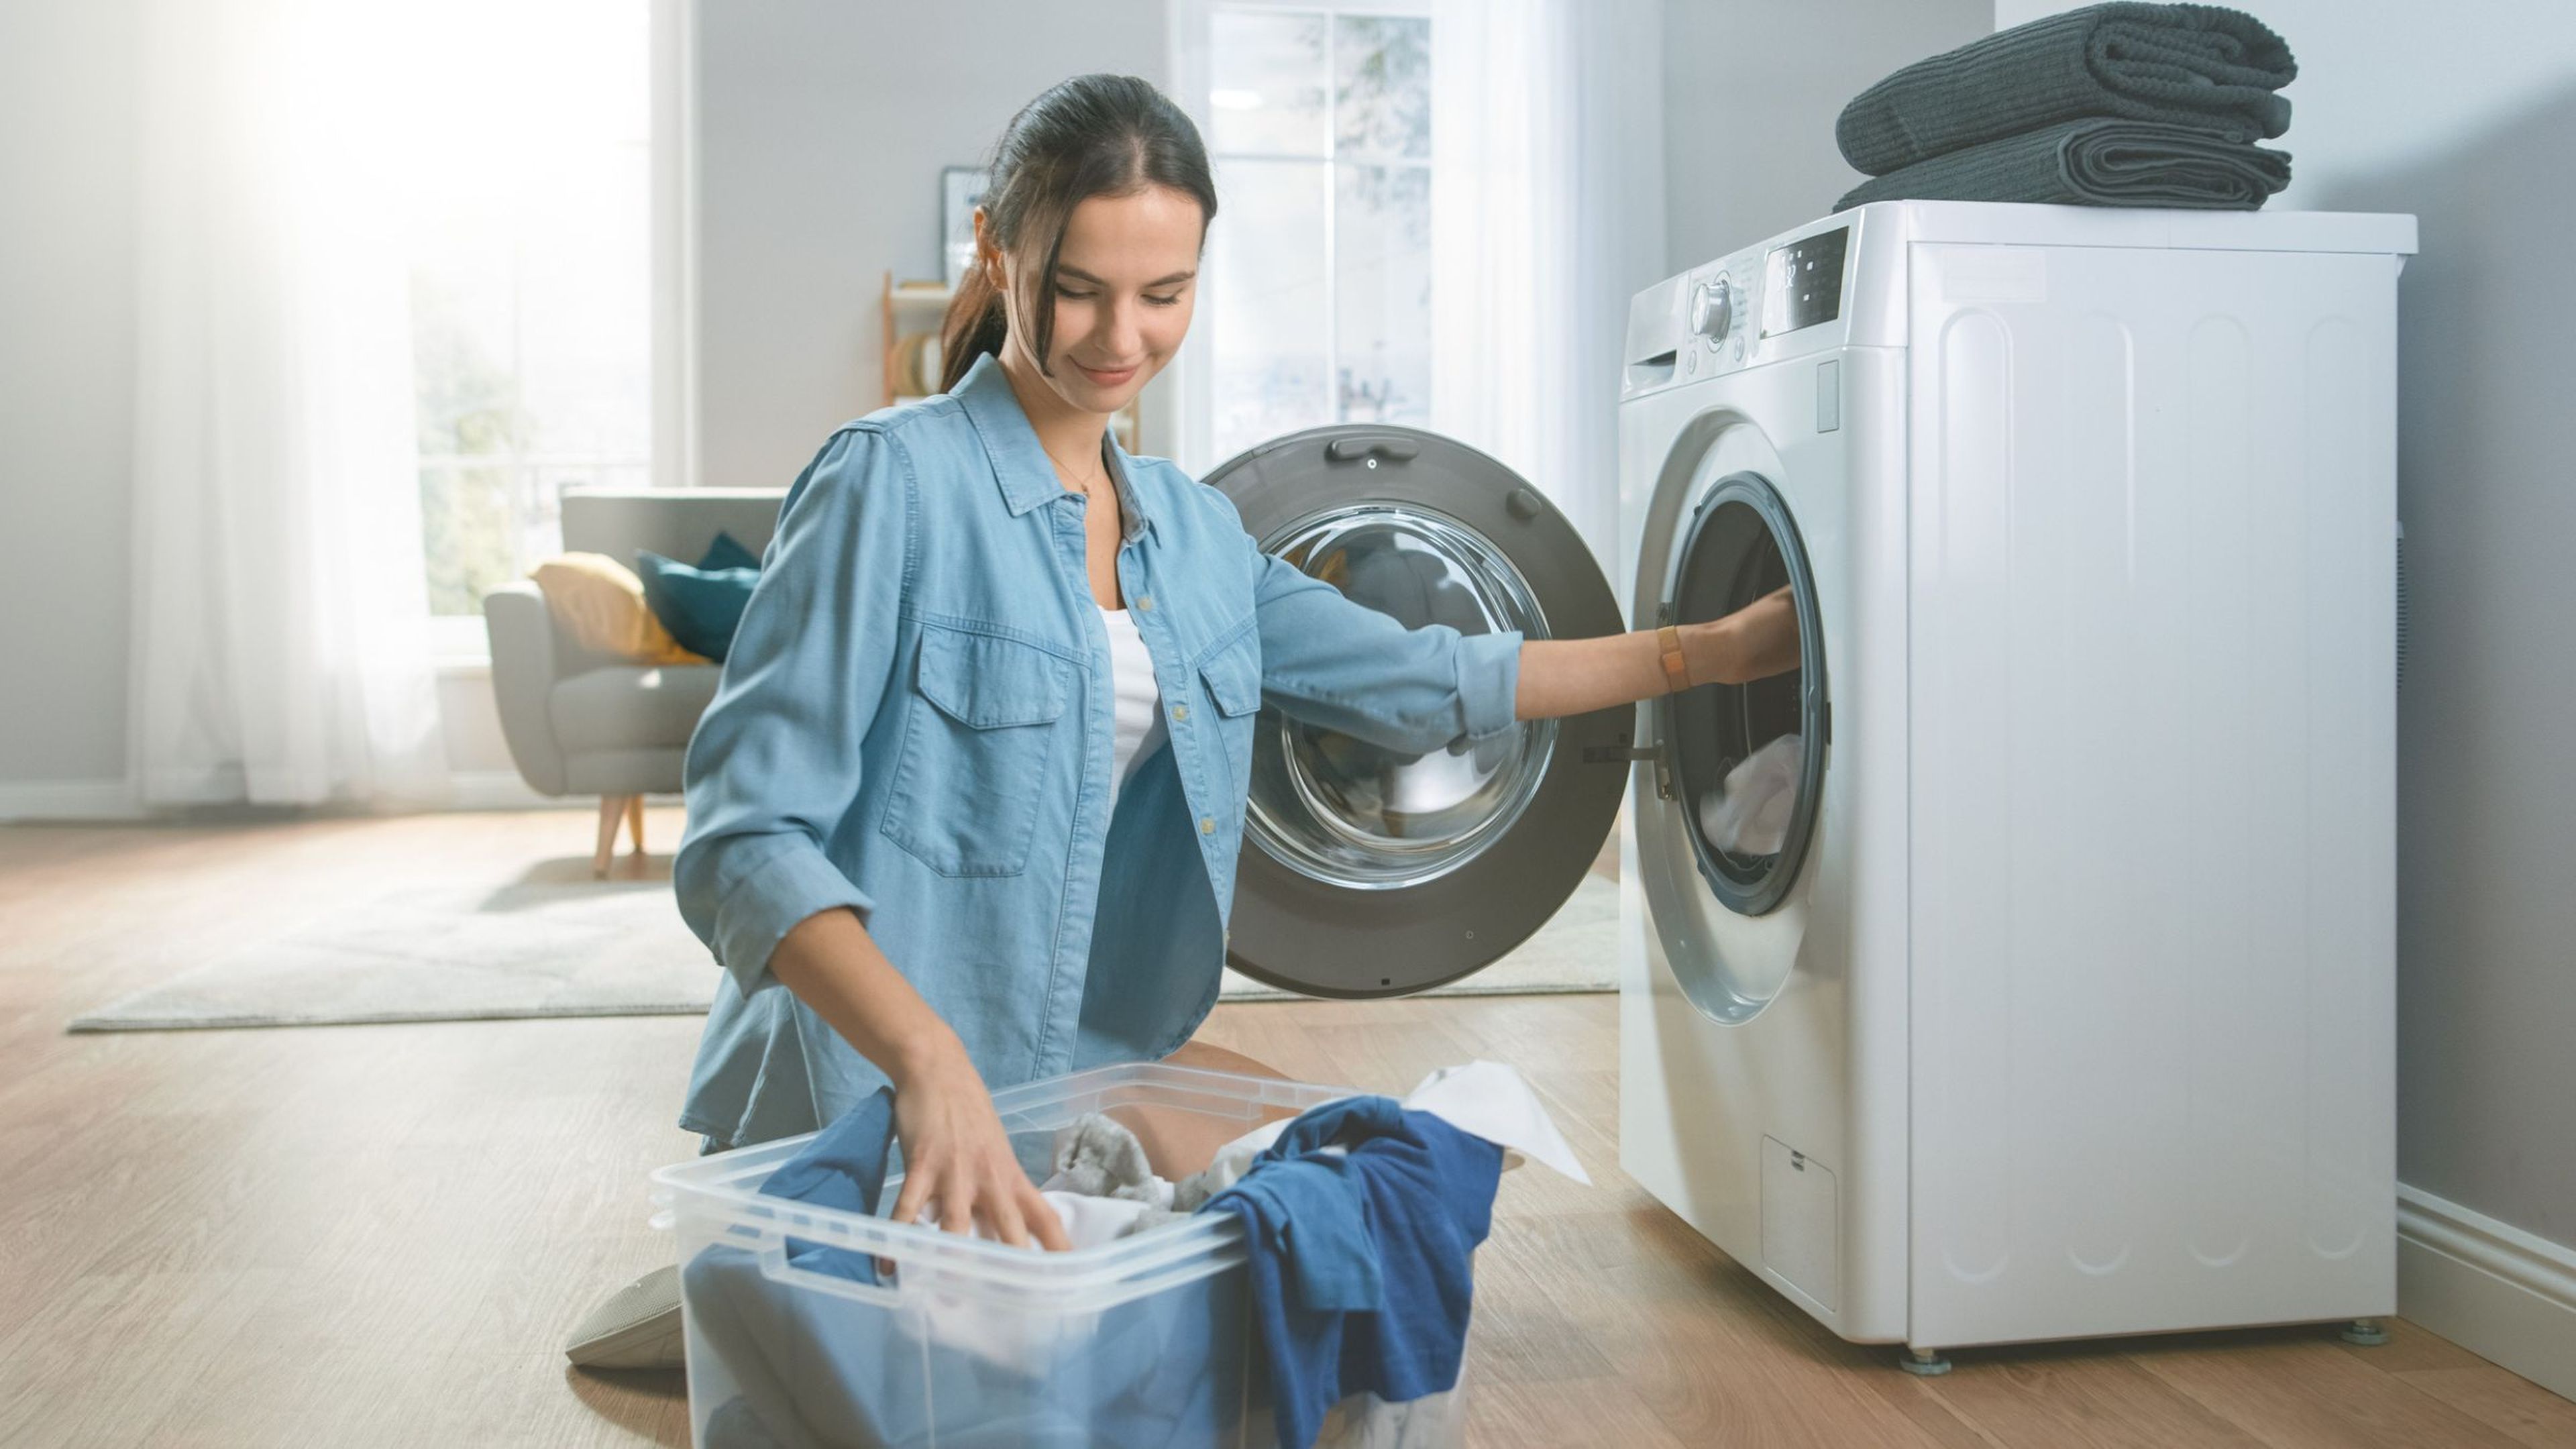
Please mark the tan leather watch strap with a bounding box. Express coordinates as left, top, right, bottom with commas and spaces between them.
1657, 623, 1692, 693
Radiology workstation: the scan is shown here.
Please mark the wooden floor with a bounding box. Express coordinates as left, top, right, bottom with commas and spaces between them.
1, 809, 2569, 1448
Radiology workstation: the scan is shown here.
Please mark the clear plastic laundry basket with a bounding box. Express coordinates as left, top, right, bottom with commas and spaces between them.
650, 1061, 1473, 1449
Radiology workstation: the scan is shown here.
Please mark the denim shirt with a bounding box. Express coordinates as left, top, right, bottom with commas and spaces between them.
674, 352, 1523, 1150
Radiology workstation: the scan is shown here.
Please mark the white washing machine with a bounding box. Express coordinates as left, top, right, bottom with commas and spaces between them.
1198, 197, 2416, 1369
1617, 201, 2418, 1366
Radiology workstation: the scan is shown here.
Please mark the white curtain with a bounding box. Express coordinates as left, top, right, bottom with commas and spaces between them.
1429, 0, 1667, 588
129, 0, 450, 808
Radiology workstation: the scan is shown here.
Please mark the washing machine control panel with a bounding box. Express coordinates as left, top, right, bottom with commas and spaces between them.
1625, 211, 1885, 398
1677, 223, 1852, 380
1760, 225, 1849, 337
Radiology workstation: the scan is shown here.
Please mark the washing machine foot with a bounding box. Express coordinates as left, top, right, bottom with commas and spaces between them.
2340, 1318, 2390, 1346
1899, 1347, 1952, 1377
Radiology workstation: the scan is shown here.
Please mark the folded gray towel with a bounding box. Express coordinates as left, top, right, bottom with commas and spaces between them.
1836, 118, 2291, 211
1837, 4, 2296, 176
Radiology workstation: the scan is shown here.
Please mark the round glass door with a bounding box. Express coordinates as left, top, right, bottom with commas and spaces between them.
1661, 472, 1827, 918
1205, 425, 1628, 999
1248, 505, 1558, 891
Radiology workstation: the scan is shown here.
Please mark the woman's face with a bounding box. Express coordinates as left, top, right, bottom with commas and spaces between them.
983, 184, 1202, 417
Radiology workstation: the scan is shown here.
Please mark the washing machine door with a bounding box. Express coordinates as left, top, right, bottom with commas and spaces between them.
1205, 425, 1628, 998
1645, 468, 1831, 1021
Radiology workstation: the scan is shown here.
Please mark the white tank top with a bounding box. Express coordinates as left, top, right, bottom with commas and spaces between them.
1099, 602, 1167, 804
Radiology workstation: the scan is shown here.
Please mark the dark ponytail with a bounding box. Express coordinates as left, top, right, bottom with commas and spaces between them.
938, 74, 1217, 394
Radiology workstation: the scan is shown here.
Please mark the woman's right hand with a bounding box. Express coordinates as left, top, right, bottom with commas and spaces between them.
764, 908, 1072, 1252
885, 1034, 1073, 1251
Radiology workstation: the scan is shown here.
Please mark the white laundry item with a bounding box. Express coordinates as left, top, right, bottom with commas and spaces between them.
1028, 1190, 1155, 1248
1696, 733, 1803, 855
1398, 1060, 1592, 1185
1099, 603, 1168, 805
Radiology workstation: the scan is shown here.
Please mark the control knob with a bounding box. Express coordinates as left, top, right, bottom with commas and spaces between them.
1690, 275, 1734, 345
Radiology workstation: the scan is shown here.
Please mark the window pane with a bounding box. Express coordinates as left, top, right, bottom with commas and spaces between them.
407, 0, 650, 616
411, 268, 529, 460
1334, 162, 1430, 427
419, 463, 518, 618
518, 150, 651, 463
1333, 13, 1430, 161
1210, 8, 1329, 156
1209, 158, 1331, 463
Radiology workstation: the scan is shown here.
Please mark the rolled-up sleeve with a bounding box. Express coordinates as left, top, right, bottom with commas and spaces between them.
1246, 540, 1524, 755
674, 426, 914, 993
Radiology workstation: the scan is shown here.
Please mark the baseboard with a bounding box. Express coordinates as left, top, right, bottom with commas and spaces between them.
0, 773, 601, 820
2398, 1182, 2576, 1400
0, 778, 144, 822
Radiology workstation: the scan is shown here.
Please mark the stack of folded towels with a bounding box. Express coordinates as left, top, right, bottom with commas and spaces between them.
1835, 3, 2297, 211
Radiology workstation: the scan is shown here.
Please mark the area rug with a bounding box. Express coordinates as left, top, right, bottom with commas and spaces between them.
67, 871, 1616, 1033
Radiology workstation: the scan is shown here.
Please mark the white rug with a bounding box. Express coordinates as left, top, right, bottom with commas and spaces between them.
68, 871, 1616, 1033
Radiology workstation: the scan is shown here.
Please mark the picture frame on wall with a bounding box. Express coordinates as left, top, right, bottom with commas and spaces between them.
943, 166, 989, 286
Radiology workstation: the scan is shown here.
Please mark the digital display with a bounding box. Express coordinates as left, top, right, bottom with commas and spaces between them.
1761, 226, 1849, 338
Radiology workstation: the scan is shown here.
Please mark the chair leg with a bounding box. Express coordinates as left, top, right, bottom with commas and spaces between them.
594, 796, 629, 879
627, 796, 647, 857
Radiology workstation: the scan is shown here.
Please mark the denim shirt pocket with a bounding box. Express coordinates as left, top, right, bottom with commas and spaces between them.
880, 622, 1070, 876
1195, 621, 1263, 810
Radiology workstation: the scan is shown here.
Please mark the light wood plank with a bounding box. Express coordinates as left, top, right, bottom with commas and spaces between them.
2395, 1365, 2576, 1448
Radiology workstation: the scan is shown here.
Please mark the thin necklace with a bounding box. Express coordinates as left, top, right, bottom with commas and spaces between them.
1040, 436, 1109, 497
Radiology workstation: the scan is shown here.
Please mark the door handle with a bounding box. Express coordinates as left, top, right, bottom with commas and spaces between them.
1325, 435, 1421, 464
1582, 745, 1660, 764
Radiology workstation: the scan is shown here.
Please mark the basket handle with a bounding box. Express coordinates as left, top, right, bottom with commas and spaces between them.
757, 1240, 908, 1309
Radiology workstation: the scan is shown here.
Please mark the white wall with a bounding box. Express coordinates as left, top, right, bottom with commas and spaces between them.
0, 0, 143, 806
1661, 0, 1990, 268
1997, 0, 2576, 1379
694, 0, 1178, 498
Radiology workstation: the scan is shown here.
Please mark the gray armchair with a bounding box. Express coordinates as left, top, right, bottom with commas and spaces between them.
484, 487, 786, 875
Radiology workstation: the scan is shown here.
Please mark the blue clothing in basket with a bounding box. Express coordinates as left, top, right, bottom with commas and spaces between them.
684, 1087, 1252, 1448
672, 351, 1525, 1154
1208, 1096, 1505, 1449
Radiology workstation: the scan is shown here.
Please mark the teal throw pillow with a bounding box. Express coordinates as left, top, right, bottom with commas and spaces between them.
635, 551, 758, 663
698, 530, 762, 573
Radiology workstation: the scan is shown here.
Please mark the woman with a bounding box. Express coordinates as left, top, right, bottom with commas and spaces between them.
672, 74, 1799, 1252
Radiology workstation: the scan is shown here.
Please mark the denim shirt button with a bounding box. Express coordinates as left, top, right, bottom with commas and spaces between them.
1136, 594, 1154, 611
1171, 703, 1188, 722
1199, 815, 1215, 835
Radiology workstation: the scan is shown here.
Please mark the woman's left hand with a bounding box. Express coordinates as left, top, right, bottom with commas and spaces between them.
1681, 585, 1800, 687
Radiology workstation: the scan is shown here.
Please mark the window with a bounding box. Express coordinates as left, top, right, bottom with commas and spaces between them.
1182, 1, 1433, 472
412, 1, 656, 625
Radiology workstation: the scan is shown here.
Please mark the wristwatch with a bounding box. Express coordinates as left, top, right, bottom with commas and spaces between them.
1657, 623, 1692, 693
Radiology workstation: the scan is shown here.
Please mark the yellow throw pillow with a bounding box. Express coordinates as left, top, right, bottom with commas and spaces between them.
531, 553, 710, 666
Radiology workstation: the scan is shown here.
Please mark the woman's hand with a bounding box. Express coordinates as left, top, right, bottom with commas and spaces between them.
885, 1033, 1074, 1250
765, 907, 1071, 1252
1682, 585, 1801, 686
